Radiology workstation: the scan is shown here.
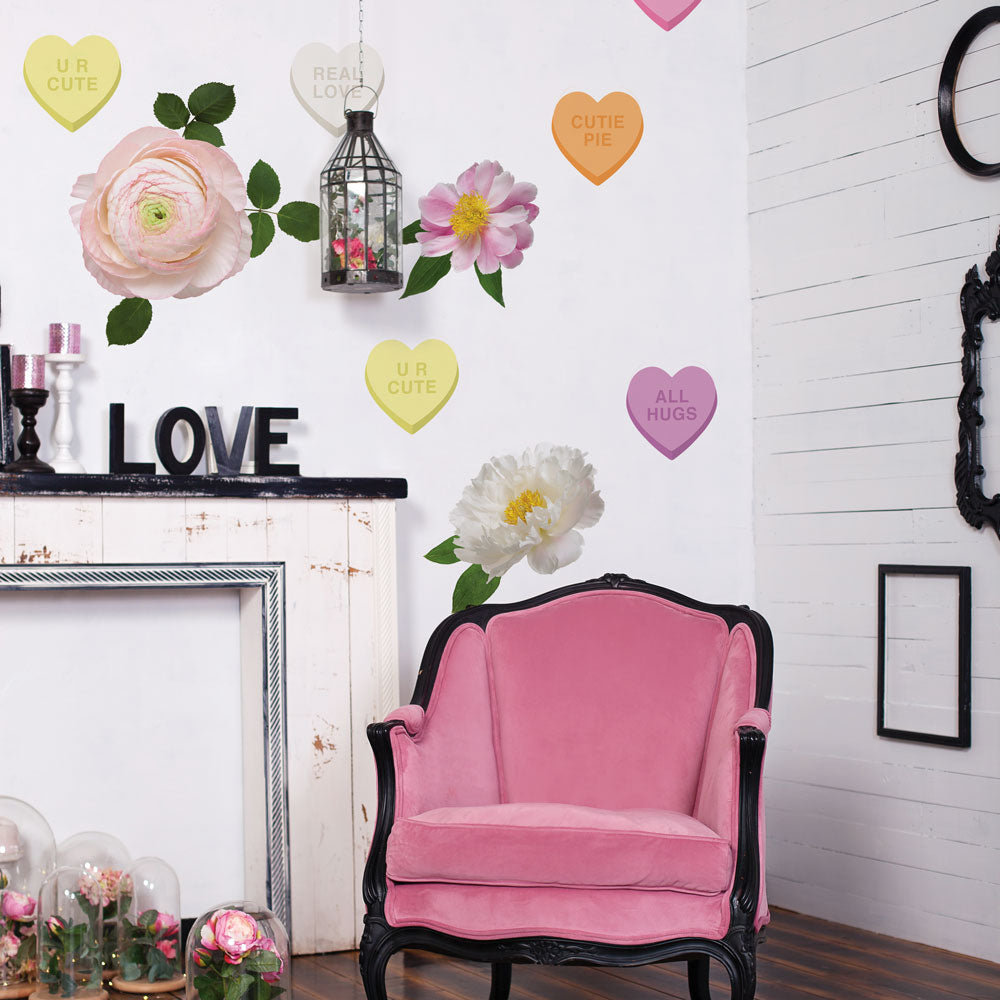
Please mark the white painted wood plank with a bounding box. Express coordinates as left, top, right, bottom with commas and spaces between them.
0, 500, 14, 563
100, 498, 186, 562
12, 497, 102, 563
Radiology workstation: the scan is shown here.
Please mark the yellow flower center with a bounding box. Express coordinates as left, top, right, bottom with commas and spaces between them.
450, 193, 490, 240
503, 489, 547, 525
138, 197, 172, 233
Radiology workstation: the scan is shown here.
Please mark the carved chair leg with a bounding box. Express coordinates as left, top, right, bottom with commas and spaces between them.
358, 921, 395, 1000
688, 957, 712, 1000
489, 962, 512, 1000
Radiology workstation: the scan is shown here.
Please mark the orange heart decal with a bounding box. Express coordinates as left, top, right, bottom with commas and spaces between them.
551, 92, 643, 185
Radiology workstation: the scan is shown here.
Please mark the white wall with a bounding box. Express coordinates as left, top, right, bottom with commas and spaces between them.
0, 0, 754, 697
0, 0, 754, 909
748, 0, 1000, 962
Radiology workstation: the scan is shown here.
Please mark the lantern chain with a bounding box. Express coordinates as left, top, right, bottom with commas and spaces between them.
358, 0, 365, 90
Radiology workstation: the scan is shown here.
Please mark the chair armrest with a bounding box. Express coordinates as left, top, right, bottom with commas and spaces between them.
730, 725, 766, 931
736, 707, 770, 735
363, 719, 407, 913
385, 704, 425, 737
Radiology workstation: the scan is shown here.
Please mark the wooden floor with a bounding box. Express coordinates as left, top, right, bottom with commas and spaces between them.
291, 908, 1000, 1000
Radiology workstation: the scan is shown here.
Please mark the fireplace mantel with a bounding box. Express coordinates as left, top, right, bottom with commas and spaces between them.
0, 474, 405, 955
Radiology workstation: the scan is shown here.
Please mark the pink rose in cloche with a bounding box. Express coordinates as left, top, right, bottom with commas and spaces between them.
417, 160, 538, 273
203, 909, 259, 964
0, 890, 36, 919
155, 939, 177, 960
70, 127, 252, 300
152, 912, 179, 936
256, 938, 284, 983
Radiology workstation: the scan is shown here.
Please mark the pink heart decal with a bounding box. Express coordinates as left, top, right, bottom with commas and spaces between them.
626, 367, 717, 460
633, 0, 703, 31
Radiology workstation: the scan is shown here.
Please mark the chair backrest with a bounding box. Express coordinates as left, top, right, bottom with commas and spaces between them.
483, 589, 735, 813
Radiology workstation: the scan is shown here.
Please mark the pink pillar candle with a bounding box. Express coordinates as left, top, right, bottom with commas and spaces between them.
11, 354, 46, 389
48, 323, 81, 354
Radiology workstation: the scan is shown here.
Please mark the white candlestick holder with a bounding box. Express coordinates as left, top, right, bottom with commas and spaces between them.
44, 353, 85, 473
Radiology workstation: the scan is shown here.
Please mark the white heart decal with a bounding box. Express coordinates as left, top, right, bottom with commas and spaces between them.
290, 42, 384, 136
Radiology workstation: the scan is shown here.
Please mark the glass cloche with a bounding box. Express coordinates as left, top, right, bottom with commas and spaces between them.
0, 798, 56, 998
56, 833, 130, 980
112, 858, 183, 995
33, 868, 105, 1000
186, 901, 288, 1000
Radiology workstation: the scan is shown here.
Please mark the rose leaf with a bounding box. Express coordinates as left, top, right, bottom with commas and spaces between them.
475, 262, 505, 307
183, 121, 225, 147
153, 92, 189, 130
402, 220, 422, 245
276, 201, 320, 242
106, 298, 153, 346
452, 563, 501, 613
249, 212, 275, 258
188, 82, 236, 124
400, 252, 451, 299
424, 535, 460, 564
247, 161, 280, 210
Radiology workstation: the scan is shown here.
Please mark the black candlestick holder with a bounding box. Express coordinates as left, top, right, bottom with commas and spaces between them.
3, 388, 54, 473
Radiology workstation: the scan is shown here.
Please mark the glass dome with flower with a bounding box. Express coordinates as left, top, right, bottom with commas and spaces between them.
111, 858, 183, 995
0, 798, 56, 998
185, 902, 287, 1000
56, 834, 130, 980
31, 868, 105, 1000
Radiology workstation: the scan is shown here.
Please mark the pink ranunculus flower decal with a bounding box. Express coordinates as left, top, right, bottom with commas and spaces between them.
70, 127, 252, 303
402, 160, 538, 305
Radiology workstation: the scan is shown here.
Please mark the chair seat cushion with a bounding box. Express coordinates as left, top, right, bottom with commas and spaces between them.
386, 802, 733, 892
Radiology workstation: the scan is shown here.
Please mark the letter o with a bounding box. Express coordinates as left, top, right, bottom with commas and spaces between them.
155, 406, 206, 475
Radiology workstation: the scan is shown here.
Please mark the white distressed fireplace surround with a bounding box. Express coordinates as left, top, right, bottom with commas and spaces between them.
0, 478, 404, 955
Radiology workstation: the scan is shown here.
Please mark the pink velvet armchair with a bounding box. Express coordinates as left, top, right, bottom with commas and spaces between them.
361, 574, 773, 1000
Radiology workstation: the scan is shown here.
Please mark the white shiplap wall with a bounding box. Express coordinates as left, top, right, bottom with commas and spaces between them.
747, 0, 1000, 961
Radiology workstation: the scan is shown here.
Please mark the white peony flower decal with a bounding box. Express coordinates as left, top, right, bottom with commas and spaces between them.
451, 443, 605, 579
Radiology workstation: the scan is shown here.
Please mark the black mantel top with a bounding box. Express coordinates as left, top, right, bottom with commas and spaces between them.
0, 473, 408, 500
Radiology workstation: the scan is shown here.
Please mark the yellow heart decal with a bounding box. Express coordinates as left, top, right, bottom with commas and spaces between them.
551, 91, 643, 185
365, 339, 459, 434
23, 35, 121, 132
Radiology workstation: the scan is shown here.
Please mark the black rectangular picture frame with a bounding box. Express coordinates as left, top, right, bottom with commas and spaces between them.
877, 564, 971, 748
0, 344, 12, 467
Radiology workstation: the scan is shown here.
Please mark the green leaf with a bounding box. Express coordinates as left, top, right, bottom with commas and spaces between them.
122, 961, 143, 982
194, 975, 224, 1000
153, 92, 189, 129
247, 160, 281, 210
106, 297, 152, 346
452, 563, 501, 613
188, 82, 236, 124
424, 536, 460, 565
224, 973, 255, 1000
250, 212, 275, 258
276, 201, 320, 241
400, 252, 452, 299
402, 220, 422, 245
184, 120, 225, 147
475, 262, 505, 307
137, 909, 158, 930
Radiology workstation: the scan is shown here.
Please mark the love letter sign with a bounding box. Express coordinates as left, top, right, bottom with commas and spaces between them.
551, 92, 643, 185
23, 35, 121, 131
633, 0, 704, 31
626, 366, 717, 460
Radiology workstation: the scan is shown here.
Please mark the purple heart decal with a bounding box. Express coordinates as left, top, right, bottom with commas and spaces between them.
633, 0, 703, 31
626, 366, 717, 460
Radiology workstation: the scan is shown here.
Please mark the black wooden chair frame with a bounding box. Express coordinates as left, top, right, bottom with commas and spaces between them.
360, 573, 774, 1000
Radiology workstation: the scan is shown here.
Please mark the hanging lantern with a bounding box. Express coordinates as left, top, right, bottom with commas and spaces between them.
320, 98, 402, 293
320, 1, 401, 292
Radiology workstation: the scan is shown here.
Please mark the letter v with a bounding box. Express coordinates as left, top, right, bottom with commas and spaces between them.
206, 406, 254, 475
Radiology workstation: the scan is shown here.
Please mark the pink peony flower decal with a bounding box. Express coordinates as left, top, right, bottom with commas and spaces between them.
402, 160, 538, 304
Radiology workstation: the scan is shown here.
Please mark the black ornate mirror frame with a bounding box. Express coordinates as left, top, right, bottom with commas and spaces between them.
957, 231, 1000, 536
938, 7, 1000, 176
